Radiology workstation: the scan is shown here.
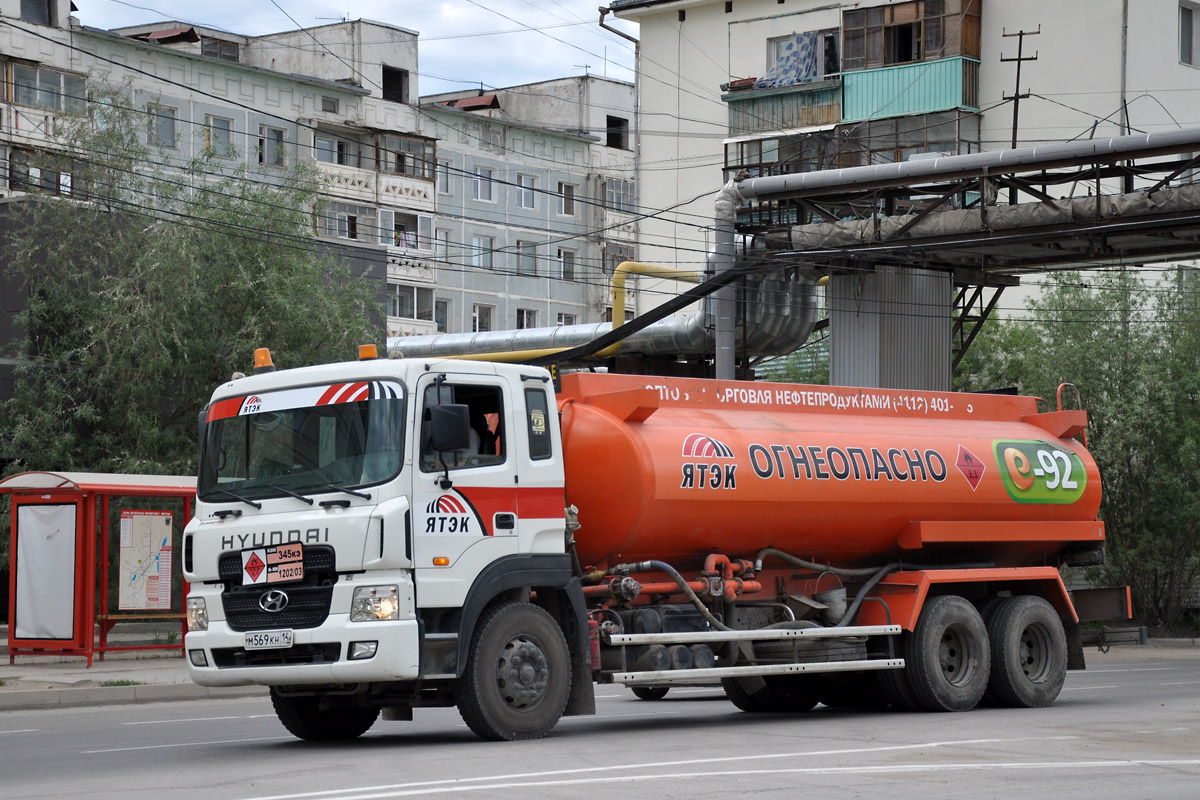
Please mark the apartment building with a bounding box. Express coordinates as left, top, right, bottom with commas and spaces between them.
0, 3, 638, 386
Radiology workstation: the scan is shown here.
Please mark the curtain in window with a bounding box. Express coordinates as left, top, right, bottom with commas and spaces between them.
755, 31, 819, 89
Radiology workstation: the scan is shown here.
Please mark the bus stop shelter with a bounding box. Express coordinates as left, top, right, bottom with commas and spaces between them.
2, 471, 196, 666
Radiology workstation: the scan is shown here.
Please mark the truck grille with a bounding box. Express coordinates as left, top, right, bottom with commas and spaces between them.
212, 643, 341, 667
218, 546, 336, 631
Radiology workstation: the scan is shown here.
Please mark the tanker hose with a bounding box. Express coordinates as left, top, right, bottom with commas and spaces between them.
833, 560, 996, 627
835, 562, 902, 627
754, 547, 884, 579
608, 560, 733, 632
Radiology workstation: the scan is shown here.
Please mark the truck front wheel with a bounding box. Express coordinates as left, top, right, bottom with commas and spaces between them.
270, 690, 380, 740
987, 595, 1067, 708
905, 595, 990, 712
457, 601, 571, 741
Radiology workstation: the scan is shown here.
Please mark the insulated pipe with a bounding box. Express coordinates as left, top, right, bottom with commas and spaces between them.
713, 181, 741, 380
598, 261, 702, 357
736, 127, 1200, 200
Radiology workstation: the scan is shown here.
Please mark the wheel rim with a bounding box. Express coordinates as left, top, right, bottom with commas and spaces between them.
1017, 622, 1054, 684
938, 624, 979, 687
495, 635, 550, 710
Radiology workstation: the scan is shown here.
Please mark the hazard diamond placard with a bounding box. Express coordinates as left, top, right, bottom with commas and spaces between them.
956, 444, 986, 491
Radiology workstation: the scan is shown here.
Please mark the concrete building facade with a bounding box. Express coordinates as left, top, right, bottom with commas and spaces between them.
0, 5, 637, 372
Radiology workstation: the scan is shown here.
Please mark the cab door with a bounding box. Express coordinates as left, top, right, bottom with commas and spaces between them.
411, 370, 520, 591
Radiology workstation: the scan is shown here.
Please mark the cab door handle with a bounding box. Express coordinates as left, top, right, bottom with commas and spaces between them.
494, 513, 516, 530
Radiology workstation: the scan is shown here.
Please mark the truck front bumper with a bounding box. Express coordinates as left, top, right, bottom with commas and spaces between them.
184, 616, 422, 687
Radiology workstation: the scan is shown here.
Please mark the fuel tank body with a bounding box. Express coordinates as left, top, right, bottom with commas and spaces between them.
557, 373, 1102, 570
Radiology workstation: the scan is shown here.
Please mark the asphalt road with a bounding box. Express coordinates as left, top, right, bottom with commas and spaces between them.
1, 647, 1197, 800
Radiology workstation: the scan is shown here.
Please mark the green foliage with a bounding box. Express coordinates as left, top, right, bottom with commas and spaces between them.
0, 88, 378, 566
100, 679, 143, 687
962, 269, 1200, 627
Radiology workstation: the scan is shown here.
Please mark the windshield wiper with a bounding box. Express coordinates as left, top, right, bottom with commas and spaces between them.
266, 483, 314, 505
208, 488, 263, 509
306, 482, 372, 501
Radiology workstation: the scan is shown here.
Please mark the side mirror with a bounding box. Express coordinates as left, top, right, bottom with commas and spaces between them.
430, 404, 471, 452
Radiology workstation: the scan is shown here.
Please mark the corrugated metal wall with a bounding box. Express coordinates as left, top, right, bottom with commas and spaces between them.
841, 57, 979, 122
827, 265, 951, 390
726, 83, 841, 137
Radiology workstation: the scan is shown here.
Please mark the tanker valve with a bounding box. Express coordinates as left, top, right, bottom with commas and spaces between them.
612, 575, 642, 602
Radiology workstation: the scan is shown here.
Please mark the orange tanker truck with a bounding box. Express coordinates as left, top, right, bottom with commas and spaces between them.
182, 349, 1120, 741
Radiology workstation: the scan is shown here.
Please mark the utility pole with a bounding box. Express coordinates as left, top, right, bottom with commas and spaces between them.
1001, 27, 1040, 204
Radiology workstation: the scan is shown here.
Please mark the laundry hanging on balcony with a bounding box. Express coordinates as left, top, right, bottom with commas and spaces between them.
754, 31, 819, 89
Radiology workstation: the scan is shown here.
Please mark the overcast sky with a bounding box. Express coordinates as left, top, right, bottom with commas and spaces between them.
74, 0, 640, 95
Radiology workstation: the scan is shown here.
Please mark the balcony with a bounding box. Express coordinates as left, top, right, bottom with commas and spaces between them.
842, 57, 979, 122
723, 78, 841, 137
316, 162, 434, 208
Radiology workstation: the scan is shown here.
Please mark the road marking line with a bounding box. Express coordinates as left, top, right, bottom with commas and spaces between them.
122, 715, 263, 726
237, 760, 1200, 800
83, 735, 290, 753
239, 736, 1081, 800
1160, 681, 1200, 686
565, 710, 684, 721
1061, 685, 1118, 691
1085, 668, 1175, 673
0, 729, 38, 735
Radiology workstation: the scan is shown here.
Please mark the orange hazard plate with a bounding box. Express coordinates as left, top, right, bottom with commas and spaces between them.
241, 543, 304, 586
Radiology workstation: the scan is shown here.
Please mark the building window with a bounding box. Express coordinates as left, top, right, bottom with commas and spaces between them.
557, 312, 577, 327
20, 0, 52, 25
315, 134, 362, 167
557, 182, 576, 216
320, 201, 376, 240
604, 179, 635, 213
517, 174, 536, 209
605, 243, 635, 276
204, 115, 234, 157
472, 235, 495, 268
761, 29, 840, 88
606, 115, 629, 149
259, 125, 286, 166
147, 104, 177, 148
382, 66, 409, 104
842, 0, 981, 72
387, 284, 435, 321
435, 229, 450, 260
557, 248, 576, 281
377, 134, 435, 180
1184, 2, 1200, 65
516, 309, 537, 329
517, 241, 538, 275
321, 96, 339, 113
474, 166, 495, 201
9, 148, 80, 197
13, 64, 85, 113
472, 304, 494, 333
437, 160, 452, 194
378, 209, 434, 250
201, 38, 239, 62
435, 299, 450, 333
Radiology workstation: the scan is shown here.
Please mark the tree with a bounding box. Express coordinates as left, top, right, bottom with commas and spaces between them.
0, 88, 378, 565
961, 269, 1200, 628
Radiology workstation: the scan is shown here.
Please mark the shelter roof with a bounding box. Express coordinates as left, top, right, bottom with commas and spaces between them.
0, 472, 196, 496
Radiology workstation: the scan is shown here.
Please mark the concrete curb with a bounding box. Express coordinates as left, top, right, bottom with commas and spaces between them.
0, 683, 267, 711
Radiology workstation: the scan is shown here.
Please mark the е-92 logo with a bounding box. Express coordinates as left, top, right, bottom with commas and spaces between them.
993, 440, 1087, 504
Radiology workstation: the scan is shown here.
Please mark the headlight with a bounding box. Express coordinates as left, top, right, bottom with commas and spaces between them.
351, 585, 400, 621
186, 597, 209, 632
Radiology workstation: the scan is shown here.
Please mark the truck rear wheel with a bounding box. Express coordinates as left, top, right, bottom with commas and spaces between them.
987, 595, 1067, 708
631, 686, 670, 701
270, 689, 380, 741
905, 595, 990, 712
721, 676, 819, 712
457, 601, 571, 741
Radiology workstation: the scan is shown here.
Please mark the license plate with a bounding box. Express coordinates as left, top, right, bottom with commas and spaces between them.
242, 543, 304, 585
244, 629, 293, 650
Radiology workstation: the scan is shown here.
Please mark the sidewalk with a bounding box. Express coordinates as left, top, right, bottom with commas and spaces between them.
0, 624, 265, 711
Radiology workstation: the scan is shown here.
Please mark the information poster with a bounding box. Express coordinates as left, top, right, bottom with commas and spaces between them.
118, 510, 174, 610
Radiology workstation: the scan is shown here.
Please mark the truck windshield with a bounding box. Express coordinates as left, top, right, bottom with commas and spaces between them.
198, 381, 405, 502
